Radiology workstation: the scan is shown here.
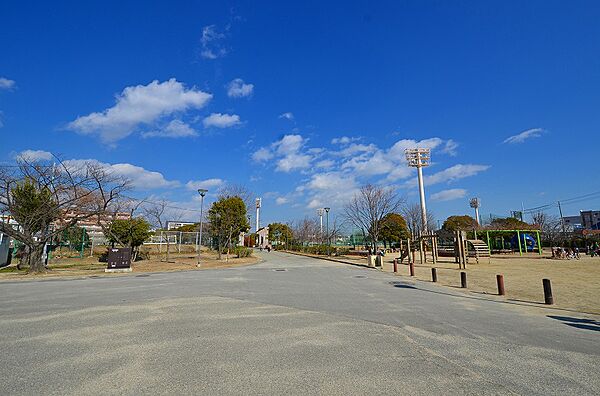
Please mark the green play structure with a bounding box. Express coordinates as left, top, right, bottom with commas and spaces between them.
484, 229, 542, 256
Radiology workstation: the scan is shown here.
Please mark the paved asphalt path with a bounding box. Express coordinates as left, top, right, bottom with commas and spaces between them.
0, 251, 598, 395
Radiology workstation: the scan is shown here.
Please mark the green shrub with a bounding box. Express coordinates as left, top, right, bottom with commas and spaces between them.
234, 246, 252, 258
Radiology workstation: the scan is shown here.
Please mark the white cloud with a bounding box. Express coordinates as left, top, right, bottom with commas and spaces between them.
141, 120, 198, 138
430, 188, 467, 202
441, 139, 459, 156
424, 164, 490, 186
203, 113, 241, 128
315, 159, 335, 169
252, 147, 274, 162
0, 77, 15, 90
276, 153, 311, 172
227, 78, 254, 98
63, 159, 178, 189
186, 178, 225, 191
335, 143, 377, 158
278, 112, 294, 120
503, 128, 545, 144
16, 150, 54, 161
67, 79, 212, 143
275, 197, 288, 205
252, 134, 313, 172
304, 171, 359, 209
331, 136, 360, 145
200, 25, 227, 59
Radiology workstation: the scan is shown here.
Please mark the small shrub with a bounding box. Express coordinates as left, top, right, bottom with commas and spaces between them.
234, 246, 252, 258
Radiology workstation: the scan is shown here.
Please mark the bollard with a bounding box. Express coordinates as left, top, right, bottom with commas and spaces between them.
460, 271, 467, 288
409, 262, 415, 277
431, 268, 437, 282
393, 258, 398, 273
543, 278, 553, 305
496, 274, 505, 296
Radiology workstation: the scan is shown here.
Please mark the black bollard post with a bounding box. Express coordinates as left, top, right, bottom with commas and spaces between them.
409, 262, 415, 277
460, 271, 467, 288
431, 268, 437, 282
543, 278, 553, 305
393, 258, 398, 273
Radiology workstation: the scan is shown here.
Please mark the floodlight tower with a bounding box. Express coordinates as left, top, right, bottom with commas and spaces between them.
255, 197, 262, 231
405, 148, 431, 233
470, 198, 481, 226
317, 208, 324, 236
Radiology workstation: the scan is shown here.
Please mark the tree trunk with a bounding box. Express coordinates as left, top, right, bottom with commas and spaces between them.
28, 244, 46, 273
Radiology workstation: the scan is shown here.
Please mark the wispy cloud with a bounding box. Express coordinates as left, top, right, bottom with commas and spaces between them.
430, 188, 467, 202
503, 128, 545, 144
252, 134, 312, 172
141, 119, 198, 138
0, 77, 16, 90
200, 25, 228, 59
63, 159, 179, 189
278, 112, 294, 120
15, 149, 54, 161
203, 113, 241, 128
227, 78, 254, 98
186, 178, 225, 191
67, 79, 211, 143
331, 136, 360, 145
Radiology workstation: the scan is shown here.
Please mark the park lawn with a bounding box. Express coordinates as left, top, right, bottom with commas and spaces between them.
0, 250, 259, 280
379, 253, 600, 315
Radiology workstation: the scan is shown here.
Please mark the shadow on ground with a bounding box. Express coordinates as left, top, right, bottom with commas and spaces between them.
547, 315, 600, 332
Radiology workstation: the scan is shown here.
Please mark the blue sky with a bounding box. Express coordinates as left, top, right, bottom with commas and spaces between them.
1, 0, 599, 227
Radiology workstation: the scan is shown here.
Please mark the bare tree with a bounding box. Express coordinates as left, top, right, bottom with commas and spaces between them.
0, 157, 129, 273
142, 199, 185, 262
402, 203, 436, 238
532, 211, 563, 245
343, 184, 405, 252
292, 217, 320, 245
217, 184, 254, 214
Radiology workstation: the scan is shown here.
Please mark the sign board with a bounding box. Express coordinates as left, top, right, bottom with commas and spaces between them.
106, 247, 132, 270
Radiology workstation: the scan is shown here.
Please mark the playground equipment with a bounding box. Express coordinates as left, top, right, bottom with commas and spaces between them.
484, 229, 542, 256
454, 231, 491, 268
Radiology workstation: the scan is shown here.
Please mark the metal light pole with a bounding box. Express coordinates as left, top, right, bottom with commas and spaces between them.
405, 148, 431, 233
317, 208, 324, 241
470, 198, 481, 226
197, 189, 207, 266
324, 207, 330, 256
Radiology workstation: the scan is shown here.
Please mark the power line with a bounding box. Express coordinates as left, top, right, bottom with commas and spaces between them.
523, 190, 600, 214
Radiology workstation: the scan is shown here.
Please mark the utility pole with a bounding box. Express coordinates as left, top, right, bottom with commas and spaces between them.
324, 207, 330, 256
405, 148, 431, 233
557, 200, 566, 237
197, 189, 207, 266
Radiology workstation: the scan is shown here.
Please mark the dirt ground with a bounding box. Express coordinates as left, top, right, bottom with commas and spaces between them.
0, 249, 260, 280
336, 252, 599, 315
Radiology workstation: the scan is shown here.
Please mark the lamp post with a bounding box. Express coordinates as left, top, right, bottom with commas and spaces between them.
197, 189, 207, 266
405, 148, 431, 233
324, 207, 330, 256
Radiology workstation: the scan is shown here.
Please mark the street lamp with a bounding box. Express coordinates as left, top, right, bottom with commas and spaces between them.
324, 207, 330, 256
197, 189, 208, 266
405, 148, 431, 234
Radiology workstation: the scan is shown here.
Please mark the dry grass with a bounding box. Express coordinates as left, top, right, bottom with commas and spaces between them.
371, 253, 600, 315
0, 249, 259, 280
